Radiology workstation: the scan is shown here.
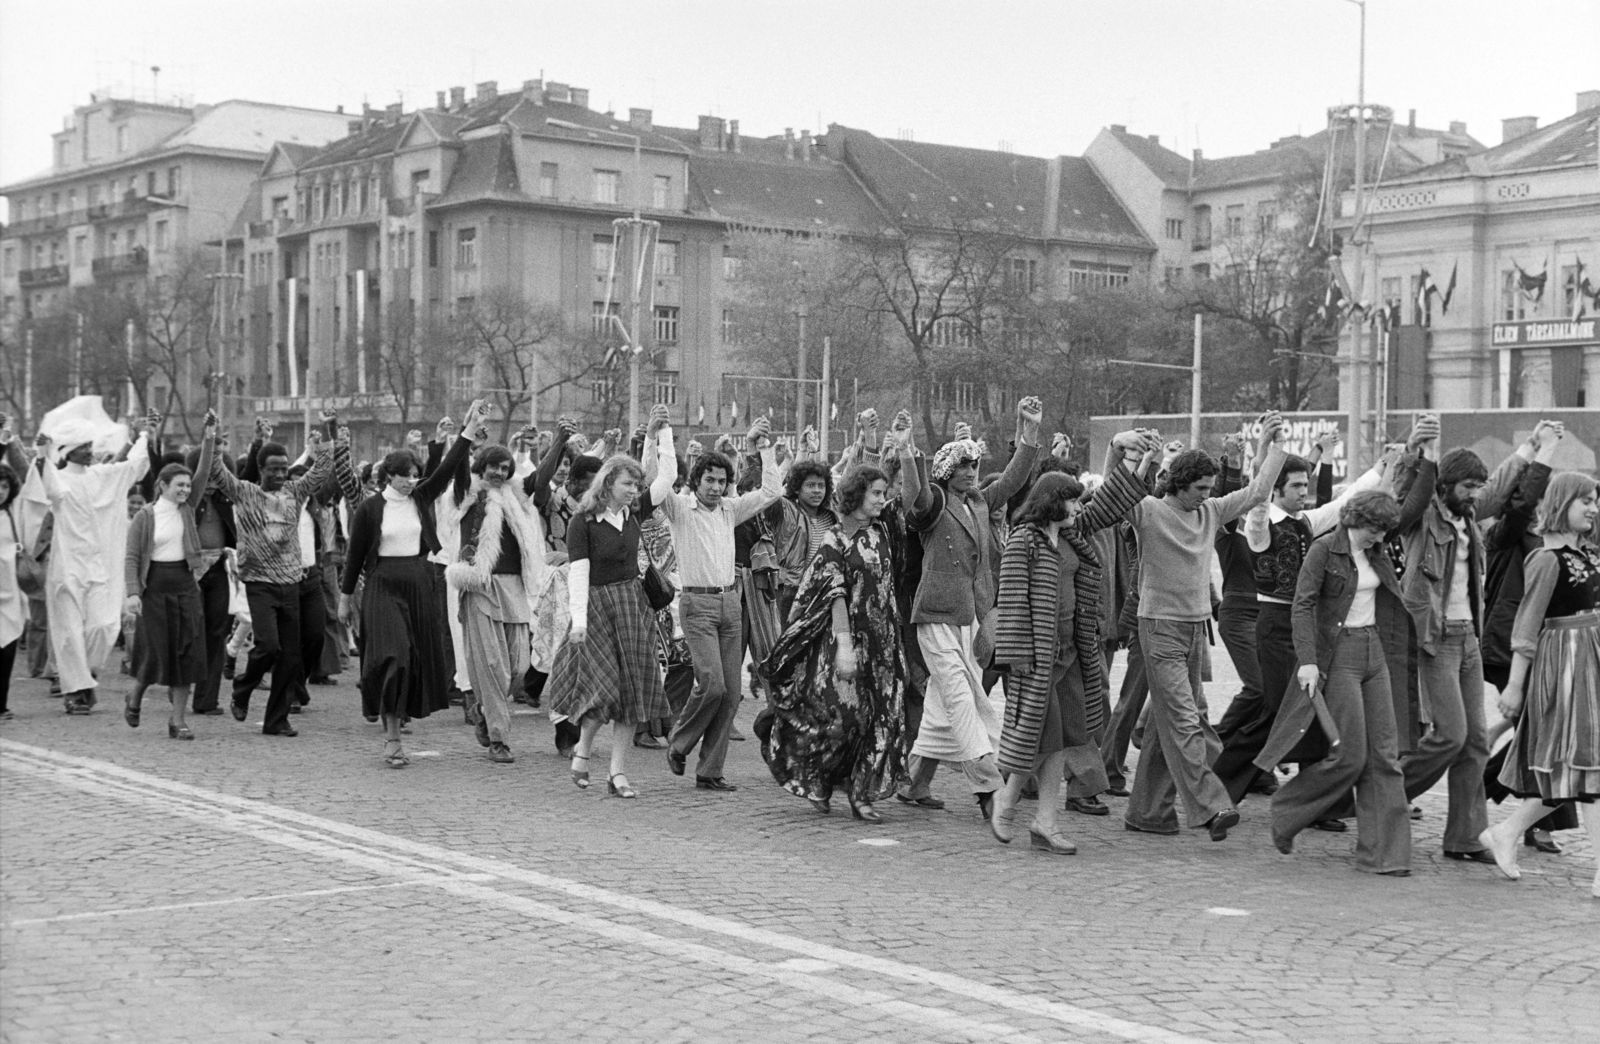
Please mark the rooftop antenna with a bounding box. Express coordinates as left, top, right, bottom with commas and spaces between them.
151, 65, 161, 102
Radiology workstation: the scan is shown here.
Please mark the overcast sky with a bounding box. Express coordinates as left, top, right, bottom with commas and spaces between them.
2, 0, 1596, 211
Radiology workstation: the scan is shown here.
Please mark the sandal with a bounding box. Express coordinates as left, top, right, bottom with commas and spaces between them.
607, 774, 637, 799
125, 693, 141, 728
383, 739, 409, 769
571, 754, 591, 789
168, 722, 194, 741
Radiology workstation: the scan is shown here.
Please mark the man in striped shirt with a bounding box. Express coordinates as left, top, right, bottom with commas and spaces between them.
210, 429, 334, 736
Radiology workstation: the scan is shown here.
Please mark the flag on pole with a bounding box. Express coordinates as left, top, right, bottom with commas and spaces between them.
697, 398, 706, 425
1439, 262, 1458, 315
1416, 268, 1439, 327
1514, 261, 1547, 303
729, 398, 739, 423
1572, 257, 1594, 320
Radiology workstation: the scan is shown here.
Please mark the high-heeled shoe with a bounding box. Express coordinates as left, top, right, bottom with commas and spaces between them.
168, 722, 194, 741
607, 774, 637, 799
851, 802, 883, 824
1028, 827, 1077, 855
570, 754, 591, 789
1523, 828, 1562, 854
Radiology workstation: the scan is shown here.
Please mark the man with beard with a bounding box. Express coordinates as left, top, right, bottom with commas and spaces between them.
1395, 431, 1534, 864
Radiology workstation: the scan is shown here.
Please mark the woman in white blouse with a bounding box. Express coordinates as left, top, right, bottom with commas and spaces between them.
340, 402, 484, 767
122, 413, 217, 739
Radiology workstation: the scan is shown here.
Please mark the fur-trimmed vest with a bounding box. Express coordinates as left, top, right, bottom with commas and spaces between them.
444, 480, 547, 599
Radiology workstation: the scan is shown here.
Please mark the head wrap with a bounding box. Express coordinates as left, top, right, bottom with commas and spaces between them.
931, 439, 982, 482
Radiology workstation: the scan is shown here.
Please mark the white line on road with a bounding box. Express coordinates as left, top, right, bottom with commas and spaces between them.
2, 739, 1220, 1044
7, 881, 431, 926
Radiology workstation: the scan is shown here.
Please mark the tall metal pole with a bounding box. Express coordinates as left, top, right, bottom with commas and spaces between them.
1345, 0, 1368, 471
1190, 312, 1203, 448
795, 302, 808, 436
818, 335, 832, 455
628, 135, 643, 433
23, 326, 34, 429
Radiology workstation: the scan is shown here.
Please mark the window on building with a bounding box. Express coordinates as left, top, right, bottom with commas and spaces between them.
67, 189, 78, 212
592, 235, 614, 272
591, 375, 616, 403
653, 175, 671, 210
1191, 205, 1211, 249
167, 166, 181, 197
1224, 204, 1244, 237
722, 246, 743, 280
1001, 316, 1033, 351
653, 370, 680, 406
107, 233, 119, 257
154, 221, 168, 252
593, 169, 620, 205
592, 300, 621, 337
89, 184, 101, 207
357, 177, 368, 215
453, 362, 476, 396
1165, 218, 1184, 240
50, 192, 60, 214
930, 316, 973, 348
331, 182, 344, 219
1067, 261, 1133, 290
72, 235, 86, 266
1163, 266, 1184, 287
368, 174, 381, 211
116, 125, 128, 153
1500, 269, 1530, 321
411, 169, 431, 195
539, 162, 558, 197
1005, 257, 1037, 294
1190, 262, 1211, 280
1380, 276, 1402, 315
427, 231, 439, 267
272, 195, 289, 219
312, 186, 325, 221
1, 246, 13, 277
1256, 200, 1278, 234
653, 305, 680, 343
406, 230, 416, 269
147, 171, 159, 196
456, 227, 477, 268
721, 307, 738, 344
656, 241, 679, 277
56, 140, 68, 168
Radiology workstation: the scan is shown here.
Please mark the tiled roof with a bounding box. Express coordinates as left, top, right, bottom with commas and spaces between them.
1386, 106, 1599, 182
430, 133, 527, 206
502, 98, 690, 154
159, 100, 351, 156
296, 119, 411, 171
272, 142, 322, 169
684, 149, 887, 233
1055, 156, 1152, 247
1106, 129, 1191, 188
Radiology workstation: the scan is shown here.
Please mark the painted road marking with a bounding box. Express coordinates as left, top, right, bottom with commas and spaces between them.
2, 739, 1219, 1044
7, 881, 431, 926
858, 838, 901, 847
1205, 908, 1251, 917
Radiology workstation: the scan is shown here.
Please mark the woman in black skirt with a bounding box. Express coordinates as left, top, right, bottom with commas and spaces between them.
547, 454, 670, 798
122, 413, 217, 739
341, 401, 483, 767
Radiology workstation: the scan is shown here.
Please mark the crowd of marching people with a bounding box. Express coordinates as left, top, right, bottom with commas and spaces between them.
1, 392, 1596, 897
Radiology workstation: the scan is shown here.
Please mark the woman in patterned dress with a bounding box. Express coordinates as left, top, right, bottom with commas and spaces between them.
762, 464, 907, 823
1480, 471, 1600, 896
546, 454, 669, 798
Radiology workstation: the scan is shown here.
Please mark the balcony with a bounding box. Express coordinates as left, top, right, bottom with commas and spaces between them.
18, 264, 69, 288
91, 249, 149, 278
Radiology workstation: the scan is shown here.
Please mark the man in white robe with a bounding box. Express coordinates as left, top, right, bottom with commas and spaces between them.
33, 422, 150, 712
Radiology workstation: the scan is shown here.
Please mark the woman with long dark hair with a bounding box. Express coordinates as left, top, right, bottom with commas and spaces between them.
121, 413, 218, 739
987, 436, 1152, 853
1480, 471, 1600, 896
340, 401, 483, 767
546, 453, 670, 798
763, 458, 914, 822
767, 457, 839, 622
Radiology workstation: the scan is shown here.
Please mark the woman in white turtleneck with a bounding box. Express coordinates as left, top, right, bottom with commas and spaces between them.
340, 400, 485, 767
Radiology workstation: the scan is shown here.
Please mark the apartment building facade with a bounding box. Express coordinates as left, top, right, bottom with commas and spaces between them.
0, 94, 352, 426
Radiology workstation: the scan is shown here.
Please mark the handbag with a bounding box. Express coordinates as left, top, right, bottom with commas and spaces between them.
8, 512, 44, 597
641, 561, 676, 613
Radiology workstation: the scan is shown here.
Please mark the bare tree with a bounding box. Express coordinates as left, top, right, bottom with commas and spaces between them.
447, 287, 604, 442
374, 303, 450, 429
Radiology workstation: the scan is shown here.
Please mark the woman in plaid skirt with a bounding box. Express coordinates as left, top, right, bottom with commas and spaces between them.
546, 452, 670, 798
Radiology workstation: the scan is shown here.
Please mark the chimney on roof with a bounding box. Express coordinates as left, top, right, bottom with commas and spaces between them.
1192, 148, 1203, 163
336, 104, 345, 114
1147, 134, 1159, 145
1408, 108, 1416, 131
522, 79, 543, 105
1109, 124, 1126, 134
629, 108, 653, 131
698, 115, 726, 151
437, 90, 447, 111
1449, 120, 1467, 136
800, 129, 813, 162
385, 102, 402, 126
784, 127, 795, 161
1501, 115, 1538, 143
347, 119, 362, 135
1578, 90, 1600, 113
728, 119, 741, 153
476, 81, 498, 105
570, 87, 589, 109
545, 82, 570, 103
449, 86, 466, 112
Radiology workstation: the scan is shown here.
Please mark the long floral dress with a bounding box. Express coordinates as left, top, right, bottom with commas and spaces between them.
762, 519, 907, 806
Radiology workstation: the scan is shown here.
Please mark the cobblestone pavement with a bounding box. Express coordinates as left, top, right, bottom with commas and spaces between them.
2, 649, 1597, 1044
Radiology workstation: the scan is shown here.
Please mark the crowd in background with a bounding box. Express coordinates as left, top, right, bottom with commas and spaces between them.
1, 393, 1595, 897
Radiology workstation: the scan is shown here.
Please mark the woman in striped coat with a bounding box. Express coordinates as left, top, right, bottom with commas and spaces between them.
987, 435, 1152, 854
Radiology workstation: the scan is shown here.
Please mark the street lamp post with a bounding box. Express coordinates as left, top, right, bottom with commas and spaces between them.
1108, 312, 1205, 447
545, 118, 656, 433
